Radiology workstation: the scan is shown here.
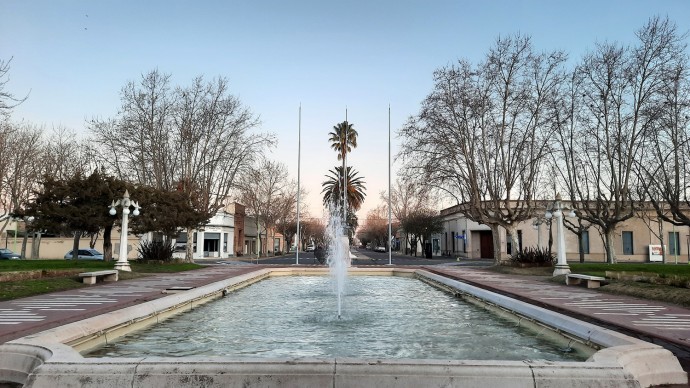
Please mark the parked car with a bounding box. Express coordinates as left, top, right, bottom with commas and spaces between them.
64, 249, 104, 260
375, 246, 386, 252
0, 248, 21, 260
306, 244, 315, 252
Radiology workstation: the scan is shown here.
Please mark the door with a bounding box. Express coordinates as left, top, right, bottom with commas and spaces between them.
479, 231, 494, 259
204, 233, 220, 257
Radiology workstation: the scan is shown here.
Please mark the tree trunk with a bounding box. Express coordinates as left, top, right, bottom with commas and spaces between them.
578, 234, 585, 263
490, 224, 502, 265
184, 227, 195, 263
504, 224, 518, 257
604, 228, 617, 264
72, 233, 80, 260
31, 233, 41, 259
103, 225, 113, 262
658, 222, 666, 264
21, 232, 28, 259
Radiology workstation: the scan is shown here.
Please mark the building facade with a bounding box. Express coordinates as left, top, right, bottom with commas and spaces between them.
440, 203, 690, 264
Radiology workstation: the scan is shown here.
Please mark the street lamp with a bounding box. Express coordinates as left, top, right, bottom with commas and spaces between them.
109, 190, 140, 272
545, 193, 576, 276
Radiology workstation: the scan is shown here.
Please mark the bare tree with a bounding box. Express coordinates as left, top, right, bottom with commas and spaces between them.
275, 182, 304, 253
300, 217, 327, 250
0, 121, 16, 229
238, 158, 290, 260
634, 21, 690, 229
556, 17, 685, 263
380, 179, 432, 254
0, 57, 29, 119
90, 70, 178, 188
399, 34, 566, 264
357, 205, 390, 248
42, 126, 92, 180
90, 70, 271, 262
0, 122, 43, 238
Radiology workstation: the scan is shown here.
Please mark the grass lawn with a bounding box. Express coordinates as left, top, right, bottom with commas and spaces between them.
1, 278, 90, 301
569, 262, 690, 277
0, 260, 203, 301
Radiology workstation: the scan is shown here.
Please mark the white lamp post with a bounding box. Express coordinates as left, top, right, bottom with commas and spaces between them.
109, 190, 140, 272
545, 193, 575, 276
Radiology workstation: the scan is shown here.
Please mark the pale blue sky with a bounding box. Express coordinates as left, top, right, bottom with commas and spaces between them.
2, 1, 690, 218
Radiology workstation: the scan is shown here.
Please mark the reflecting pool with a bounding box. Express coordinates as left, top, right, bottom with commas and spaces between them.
87, 276, 589, 361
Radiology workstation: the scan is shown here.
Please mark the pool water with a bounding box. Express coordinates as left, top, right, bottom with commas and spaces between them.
87, 276, 589, 361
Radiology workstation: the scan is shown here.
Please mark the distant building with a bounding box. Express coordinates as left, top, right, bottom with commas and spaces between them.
440, 201, 690, 264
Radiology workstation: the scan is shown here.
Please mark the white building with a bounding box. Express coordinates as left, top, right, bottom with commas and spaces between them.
173, 209, 235, 260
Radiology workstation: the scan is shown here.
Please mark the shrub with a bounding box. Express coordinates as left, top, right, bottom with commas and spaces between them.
137, 240, 175, 263
510, 246, 555, 265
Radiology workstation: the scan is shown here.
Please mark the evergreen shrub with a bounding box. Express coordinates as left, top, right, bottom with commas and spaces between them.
510, 246, 555, 266
137, 240, 175, 263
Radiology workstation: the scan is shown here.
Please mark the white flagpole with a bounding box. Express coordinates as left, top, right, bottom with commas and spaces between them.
343, 107, 348, 226
388, 105, 392, 266
296, 104, 301, 265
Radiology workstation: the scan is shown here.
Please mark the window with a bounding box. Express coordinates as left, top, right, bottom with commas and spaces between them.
451, 231, 456, 253
223, 233, 228, 253
669, 232, 680, 256
622, 231, 634, 255
175, 232, 187, 252
517, 230, 523, 252
580, 231, 590, 254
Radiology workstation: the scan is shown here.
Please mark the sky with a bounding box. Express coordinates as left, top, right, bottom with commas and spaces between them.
2, 0, 690, 221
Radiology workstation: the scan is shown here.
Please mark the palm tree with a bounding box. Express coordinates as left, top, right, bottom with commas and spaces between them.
328, 121, 359, 223
321, 166, 366, 212
328, 121, 358, 161
322, 166, 365, 237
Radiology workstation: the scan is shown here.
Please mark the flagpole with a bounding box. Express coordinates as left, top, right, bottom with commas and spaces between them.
343, 107, 348, 227
388, 105, 393, 266
296, 104, 301, 265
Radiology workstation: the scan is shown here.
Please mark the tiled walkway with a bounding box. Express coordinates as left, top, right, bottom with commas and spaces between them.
429, 266, 690, 355
0, 264, 260, 343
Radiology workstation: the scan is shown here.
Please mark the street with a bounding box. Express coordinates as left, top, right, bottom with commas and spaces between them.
229, 247, 493, 267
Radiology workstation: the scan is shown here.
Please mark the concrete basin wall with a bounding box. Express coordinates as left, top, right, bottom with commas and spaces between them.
0, 267, 686, 387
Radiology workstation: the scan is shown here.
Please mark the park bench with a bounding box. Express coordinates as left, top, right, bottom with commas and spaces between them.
78, 270, 118, 285
565, 273, 605, 289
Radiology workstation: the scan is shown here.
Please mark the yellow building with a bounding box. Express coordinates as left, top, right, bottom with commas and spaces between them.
440, 202, 690, 264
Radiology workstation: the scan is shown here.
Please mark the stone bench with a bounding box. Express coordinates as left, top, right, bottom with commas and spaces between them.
78, 270, 118, 285
565, 273, 605, 289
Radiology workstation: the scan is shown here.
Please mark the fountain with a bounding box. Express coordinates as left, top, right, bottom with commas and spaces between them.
0, 242, 687, 387
1, 267, 685, 387
325, 205, 350, 319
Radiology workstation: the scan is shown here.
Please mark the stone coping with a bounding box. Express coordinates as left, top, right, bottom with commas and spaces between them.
0, 267, 686, 387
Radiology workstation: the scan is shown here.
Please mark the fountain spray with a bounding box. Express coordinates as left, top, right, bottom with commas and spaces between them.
326, 205, 350, 319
